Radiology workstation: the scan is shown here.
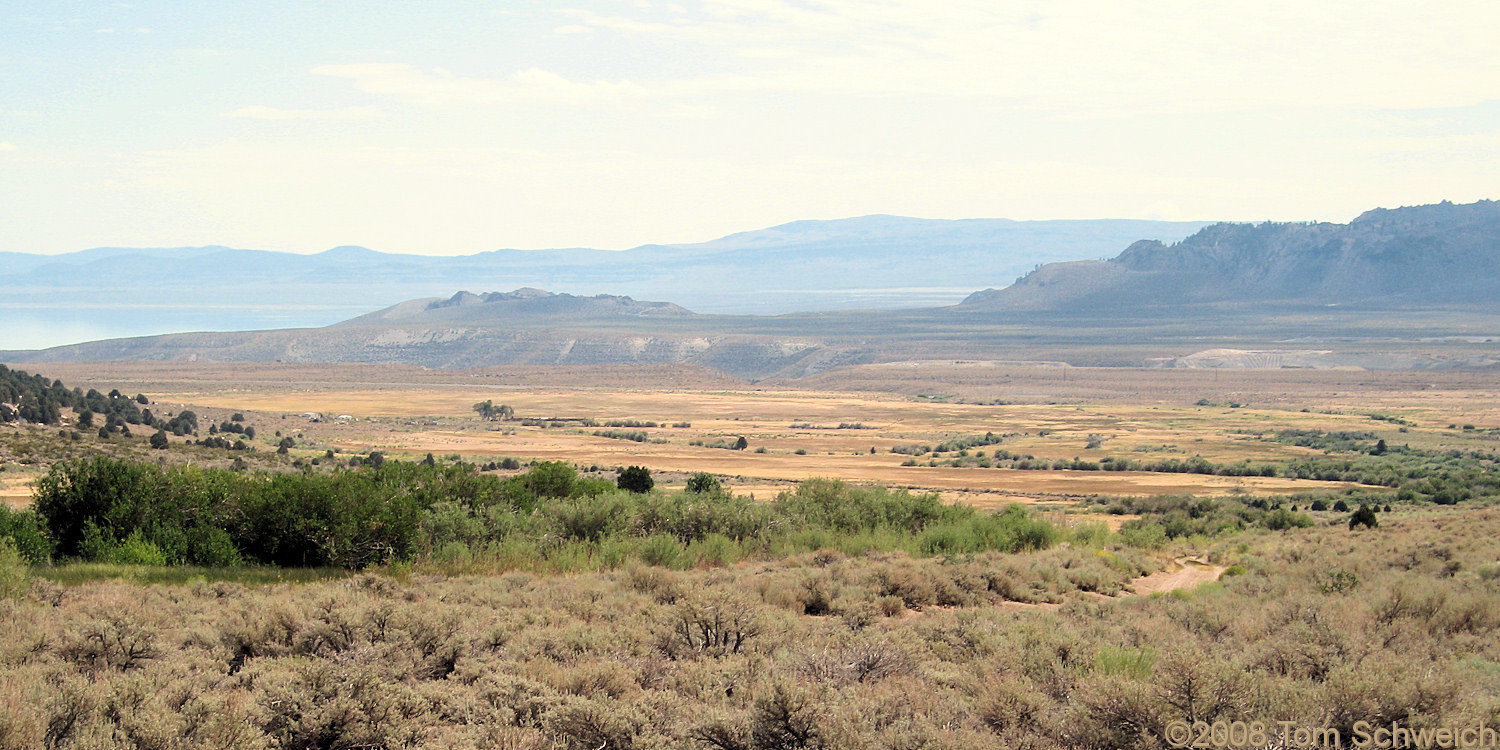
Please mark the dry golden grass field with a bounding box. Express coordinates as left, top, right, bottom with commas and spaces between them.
0, 477, 30, 510
19, 360, 1500, 511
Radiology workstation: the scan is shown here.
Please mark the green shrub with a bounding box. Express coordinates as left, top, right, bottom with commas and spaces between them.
79, 519, 118, 562
1069, 521, 1111, 547
236, 469, 424, 568
773, 479, 949, 534
638, 534, 683, 568
33, 455, 163, 558
1316, 568, 1360, 594
985, 505, 1059, 553
1117, 522, 1168, 549
1264, 508, 1315, 531
686, 473, 723, 495
0, 506, 53, 564
550, 496, 626, 543
527, 461, 577, 498
1094, 645, 1156, 680
186, 525, 243, 567
0, 538, 29, 598
572, 477, 617, 497
435, 541, 475, 568
918, 523, 971, 556
616, 466, 654, 493
34, 457, 466, 569
686, 533, 742, 567
110, 530, 171, 566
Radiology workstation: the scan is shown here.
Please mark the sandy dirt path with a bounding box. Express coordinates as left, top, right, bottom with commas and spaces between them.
998, 557, 1228, 612
1123, 557, 1228, 597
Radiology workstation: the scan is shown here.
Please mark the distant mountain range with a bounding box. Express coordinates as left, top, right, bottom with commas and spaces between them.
0, 215, 1209, 350
0, 216, 1209, 314
4, 202, 1497, 375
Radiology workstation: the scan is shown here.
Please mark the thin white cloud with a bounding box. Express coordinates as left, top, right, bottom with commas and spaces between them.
173, 48, 235, 58
1330, 131, 1500, 154
302, 4, 1500, 118
301, 1, 1500, 123
0, 142, 17, 151
549, 0, 1500, 115
312, 63, 650, 106
223, 105, 385, 121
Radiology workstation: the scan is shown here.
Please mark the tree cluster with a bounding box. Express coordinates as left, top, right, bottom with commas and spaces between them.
209, 420, 256, 439
472, 400, 514, 421
0, 365, 75, 424
0, 366, 152, 428
194, 436, 249, 451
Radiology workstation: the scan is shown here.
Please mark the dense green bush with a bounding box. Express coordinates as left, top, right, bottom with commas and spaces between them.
918, 506, 1058, 555
526, 461, 577, 498
233, 469, 425, 568
1263, 507, 1315, 531
32, 457, 444, 568
0, 538, 28, 598
772, 478, 949, 534
1349, 504, 1380, 530
0, 506, 53, 564
413, 477, 1060, 572
26, 458, 1065, 572
33, 456, 175, 559
616, 465, 653, 493
686, 472, 723, 495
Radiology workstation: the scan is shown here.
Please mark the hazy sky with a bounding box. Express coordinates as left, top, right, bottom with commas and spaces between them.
3, 1, 1498, 255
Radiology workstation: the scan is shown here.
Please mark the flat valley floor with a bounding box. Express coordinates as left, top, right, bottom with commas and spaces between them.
11, 360, 1498, 517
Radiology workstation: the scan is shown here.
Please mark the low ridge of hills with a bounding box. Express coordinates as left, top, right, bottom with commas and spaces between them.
343, 289, 696, 325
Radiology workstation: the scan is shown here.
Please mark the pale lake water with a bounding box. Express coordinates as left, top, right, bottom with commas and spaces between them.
0, 305, 371, 352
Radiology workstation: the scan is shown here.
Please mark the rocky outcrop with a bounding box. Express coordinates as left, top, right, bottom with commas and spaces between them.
962, 200, 1500, 311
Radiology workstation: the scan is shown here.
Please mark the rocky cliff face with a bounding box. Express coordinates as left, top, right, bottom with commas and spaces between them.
962, 200, 1500, 310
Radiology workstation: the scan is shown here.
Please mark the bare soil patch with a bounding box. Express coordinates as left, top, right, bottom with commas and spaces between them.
0, 473, 35, 509
998, 556, 1226, 612
1125, 558, 1229, 596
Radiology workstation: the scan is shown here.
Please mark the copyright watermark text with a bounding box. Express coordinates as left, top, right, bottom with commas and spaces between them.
1165, 720, 1500, 749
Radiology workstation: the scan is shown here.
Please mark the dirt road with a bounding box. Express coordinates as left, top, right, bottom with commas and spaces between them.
1123, 557, 1228, 597
999, 557, 1228, 612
